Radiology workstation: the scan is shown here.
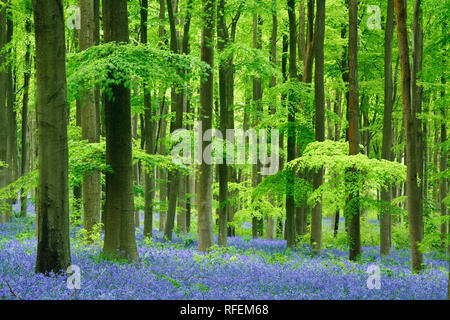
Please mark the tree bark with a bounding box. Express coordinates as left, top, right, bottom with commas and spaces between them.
164, 0, 184, 240
286, 0, 297, 248
411, 0, 424, 241
251, 13, 263, 239
380, 0, 395, 257
0, 1, 8, 224
440, 76, 447, 249
33, 0, 71, 274
80, 0, 101, 238
346, 0, 361, 261
140, 0, 156, 238
6, 7, 19, 214
198, 0, 216, 252
20, 9, 32, 218
217, 0, 229, 246
311, 0, 325, 254
102, 0, 138, 262
394, 0, 423, 273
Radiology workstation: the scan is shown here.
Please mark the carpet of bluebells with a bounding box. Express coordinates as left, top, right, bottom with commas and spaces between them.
0, 211, 448, 300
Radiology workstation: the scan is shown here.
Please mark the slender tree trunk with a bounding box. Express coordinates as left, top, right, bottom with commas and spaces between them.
164, 0, 184, 240
440, 76, 447, 249
217, 0, 229, 246
102, 0, 138, 262
140, 0, 155, 238
267, 0, 278, 240
0, 1, 8, 224
6, 7, 18, 215
132, 115, 140, 228
411, 0, 424, 241
311, 0, 325, 253
251, 13, 263, 239
332, 91, 342, 236
33, 0, 71, 274
286, 0, 297, 248
302, 0, 314, 83
394, 0, 423, 273
158, 95, 168, 232
347, 0, 361, 261
380, 0, 395, 256
20, 12, 32, 218
198, 0, 216, 252
80, 0, 101, 238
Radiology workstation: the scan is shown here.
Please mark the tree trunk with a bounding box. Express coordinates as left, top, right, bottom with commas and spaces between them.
0, 1, 8, 224
20, 11, 32, 218
140, 0, 155, 238
311, 0, 325, 254
440, 76, 447, 249
132, 115, 140, 228
164, 0, 184, 240
346, 0, 361, 261
286, 0, 297, 248
267, 0, 278, 240
80, 0, 101, 238
380, 0, 395, 257
217, 0, 229, 246
411, 0, 424, 241
197, 0, 216, 252
394, 0, 423, 273
33, 0, 71, 274
102, 0, 138, 262
6, 7, 19, 215
251, 13, 263, 239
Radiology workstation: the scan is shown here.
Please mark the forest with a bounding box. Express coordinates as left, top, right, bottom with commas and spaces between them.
0, 0, 448, 301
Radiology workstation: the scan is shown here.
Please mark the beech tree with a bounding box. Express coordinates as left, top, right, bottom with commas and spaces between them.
79, 0, 101, 238
380, 0, 395, 257
0, 0, 8, 224
394, 0, 423, 273
346, 0, 361, 261
198, 0, 216, 252
311, 0, 325, 253
102, 0, 138, 262
33, 0, 71, 274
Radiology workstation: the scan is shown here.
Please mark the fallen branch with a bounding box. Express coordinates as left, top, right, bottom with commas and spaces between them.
4, 280, 23, 300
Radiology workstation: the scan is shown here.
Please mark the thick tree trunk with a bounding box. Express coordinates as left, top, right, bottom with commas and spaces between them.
394, 0, 423, 273
347, 0, 361, 261
311, 0, 325, 254
380, 0, 395, 257
102, 0, 138, 262
80, 0, 101, 238
198, 0, 216, 252
33, 0, 71, 274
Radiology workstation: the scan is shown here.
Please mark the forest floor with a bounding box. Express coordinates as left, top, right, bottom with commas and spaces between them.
0, 216, 448, 300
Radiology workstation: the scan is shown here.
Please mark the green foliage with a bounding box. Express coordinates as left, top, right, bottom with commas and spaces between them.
66, 42, 209, 102
289, 140, 406, 209
73, 223, 104, 251
0, 170, 38, 212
